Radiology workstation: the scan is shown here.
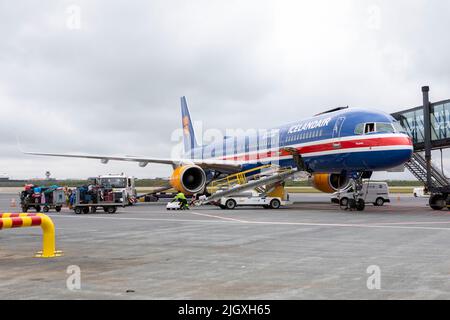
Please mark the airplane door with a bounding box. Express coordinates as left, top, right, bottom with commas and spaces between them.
332, 117, 345, 149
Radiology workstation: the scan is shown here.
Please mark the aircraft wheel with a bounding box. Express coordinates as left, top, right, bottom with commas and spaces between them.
339, 197, 349, 207
356, 199, 365, 211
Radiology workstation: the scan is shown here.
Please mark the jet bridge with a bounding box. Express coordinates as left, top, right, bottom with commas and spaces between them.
392, 87, 450, 210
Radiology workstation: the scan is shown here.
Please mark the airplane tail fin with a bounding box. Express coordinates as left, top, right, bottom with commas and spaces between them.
180, 96, 199, 155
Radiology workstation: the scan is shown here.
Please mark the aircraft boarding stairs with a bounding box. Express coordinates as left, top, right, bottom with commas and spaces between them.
404, 152, 449, 190
197, 164, 299, 205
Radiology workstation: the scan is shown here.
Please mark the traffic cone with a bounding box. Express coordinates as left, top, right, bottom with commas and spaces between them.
10, 198, 17, 208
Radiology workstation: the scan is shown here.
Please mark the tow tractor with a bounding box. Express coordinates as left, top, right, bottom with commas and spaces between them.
91, 174, 137, 205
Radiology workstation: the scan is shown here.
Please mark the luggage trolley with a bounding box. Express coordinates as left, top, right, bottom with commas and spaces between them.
20, 188, 66, 213
72, 188, 128, 214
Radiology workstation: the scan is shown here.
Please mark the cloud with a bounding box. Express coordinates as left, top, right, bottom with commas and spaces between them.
0, 0, 449, 179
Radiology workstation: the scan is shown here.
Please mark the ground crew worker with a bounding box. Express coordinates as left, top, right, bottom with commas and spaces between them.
175, 192, 189, 210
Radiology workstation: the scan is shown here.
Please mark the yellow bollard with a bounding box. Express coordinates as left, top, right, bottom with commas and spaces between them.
0, 213, 62, 258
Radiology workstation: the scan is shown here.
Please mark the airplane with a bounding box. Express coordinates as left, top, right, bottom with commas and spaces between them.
25, 97, 413, 210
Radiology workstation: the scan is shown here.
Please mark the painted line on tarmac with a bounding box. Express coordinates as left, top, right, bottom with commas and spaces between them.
363, 221, 450, 226
45, 213, 450, 231
45, 214, 234, 225
188, 211, 248, 223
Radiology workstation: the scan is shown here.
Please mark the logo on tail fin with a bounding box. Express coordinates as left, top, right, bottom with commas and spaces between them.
183, 116, 190, 137
180, 96, 199, 155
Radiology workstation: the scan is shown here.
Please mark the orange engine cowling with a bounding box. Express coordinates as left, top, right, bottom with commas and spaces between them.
311, 173, 350, 193
170, 165, 207, 195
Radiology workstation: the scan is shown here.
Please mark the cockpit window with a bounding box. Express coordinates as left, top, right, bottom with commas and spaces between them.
393, 121, 406, 133
365, 123, 375, 134
354, 122, 399, 135
354, 123, 364, 135
376, 123, 395, 133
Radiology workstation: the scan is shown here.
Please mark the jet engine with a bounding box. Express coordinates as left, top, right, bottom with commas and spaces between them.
170, 165, 207, 195
311, 173, 350, 193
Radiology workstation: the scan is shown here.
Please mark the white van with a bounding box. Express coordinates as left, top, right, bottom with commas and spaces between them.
331, 182, 390, 206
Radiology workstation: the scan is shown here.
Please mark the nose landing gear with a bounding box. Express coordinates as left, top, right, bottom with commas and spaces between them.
339, 172, 367, 212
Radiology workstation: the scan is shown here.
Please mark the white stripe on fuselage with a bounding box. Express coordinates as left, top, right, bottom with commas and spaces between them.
202, 133, 412, 162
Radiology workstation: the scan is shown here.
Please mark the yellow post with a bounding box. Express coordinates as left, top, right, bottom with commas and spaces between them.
36, 214, 59, 258
0, 213, 62, 258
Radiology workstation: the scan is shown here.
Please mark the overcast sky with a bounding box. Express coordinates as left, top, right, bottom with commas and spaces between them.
0, 0, 449, 180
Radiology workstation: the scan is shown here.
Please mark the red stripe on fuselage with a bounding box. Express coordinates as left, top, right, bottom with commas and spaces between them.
220, 136, 412, 161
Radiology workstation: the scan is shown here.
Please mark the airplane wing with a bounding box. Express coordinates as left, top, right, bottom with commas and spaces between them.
24, 151, 244, 173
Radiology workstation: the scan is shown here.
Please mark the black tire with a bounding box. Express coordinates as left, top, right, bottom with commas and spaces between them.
43, 206, 50, 213
429, 194, 445, 210
107, 207, 117, 214
55, 206, 62, 213
356, 199, 366, 211
374, 197, 384, 206
22, 206, 28, 213
35, 205, 41, 213
225, 199, 236, 210
74, 207, 82, 215
340, 197, 349, 207
82, 207, 90, 214
348, 199, 356, 209
103, 207, 108, 212
90, 207, 97, 213
270, 199, 281, 209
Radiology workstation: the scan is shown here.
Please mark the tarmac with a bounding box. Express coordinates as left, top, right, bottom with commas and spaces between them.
0, 192, 449, 300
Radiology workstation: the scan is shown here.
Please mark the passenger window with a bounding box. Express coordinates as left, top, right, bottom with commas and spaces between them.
364, 123, 375, 134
